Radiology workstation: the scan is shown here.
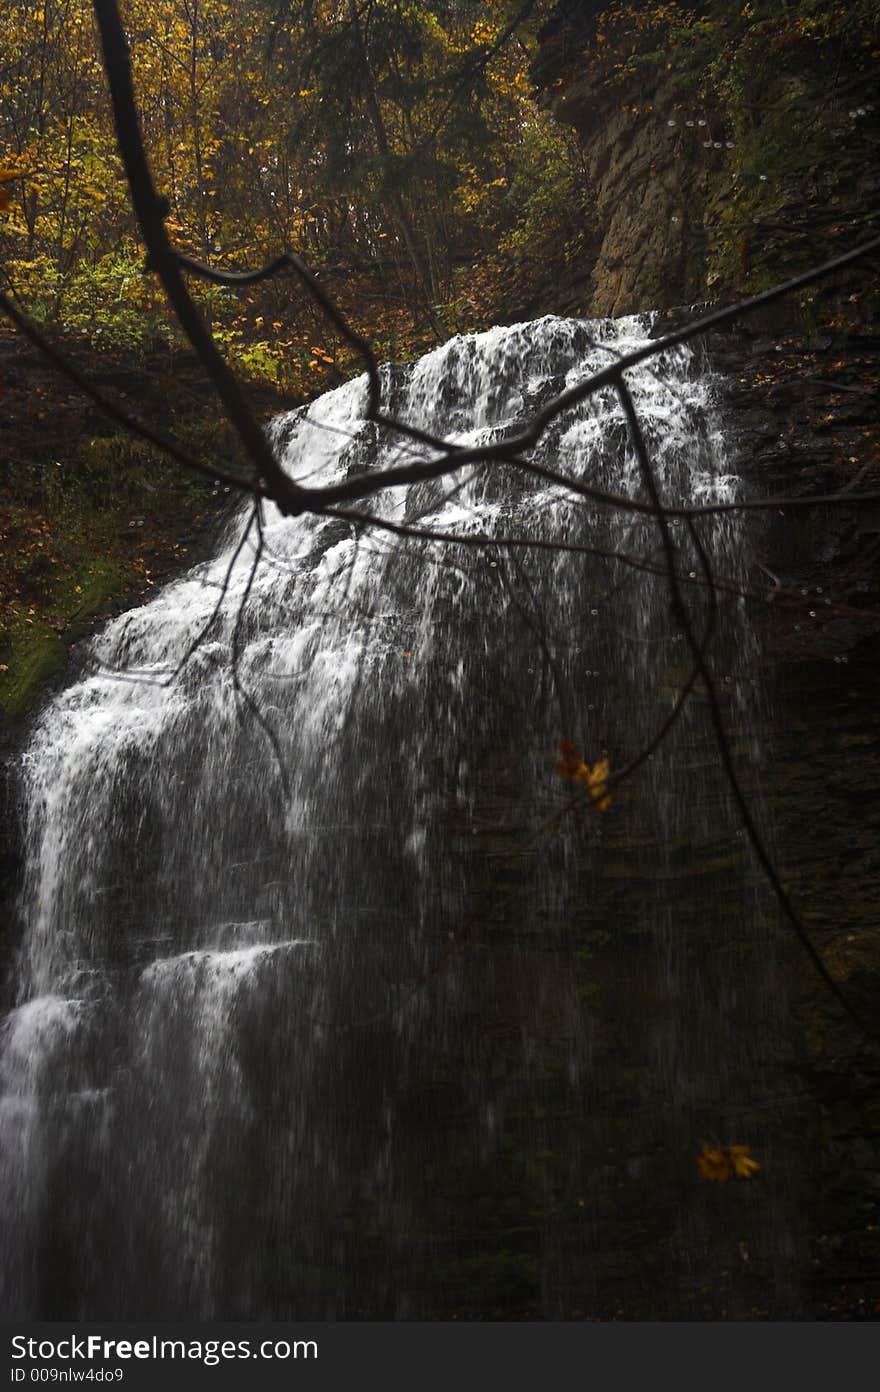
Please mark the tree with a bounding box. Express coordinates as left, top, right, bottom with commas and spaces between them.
0, 0, 584, 383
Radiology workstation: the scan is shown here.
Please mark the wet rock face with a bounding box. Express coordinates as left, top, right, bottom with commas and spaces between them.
762, 654, 880, 1309
700, 312, 880, 1309
530, 5, 879, 324
559, 86, 713, 318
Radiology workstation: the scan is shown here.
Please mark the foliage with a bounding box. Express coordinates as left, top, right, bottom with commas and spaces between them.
0, 0, 579, 385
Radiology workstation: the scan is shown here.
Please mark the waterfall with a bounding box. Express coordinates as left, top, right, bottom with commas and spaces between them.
1, 315, 795, 1319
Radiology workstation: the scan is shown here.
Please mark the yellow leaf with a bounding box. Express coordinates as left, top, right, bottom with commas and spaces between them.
555, 740, 612, 812
728, 1145, 761, 1179
698, 1141, 760, 1183
584, 757, 611, 810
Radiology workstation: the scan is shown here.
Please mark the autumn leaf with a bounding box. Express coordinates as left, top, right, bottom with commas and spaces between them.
727, 1145, 761, 1179
698, 1141, 760, 1183
585, 757, 611, 812
697, 1143, 730, 1183
555, 740, 612, 812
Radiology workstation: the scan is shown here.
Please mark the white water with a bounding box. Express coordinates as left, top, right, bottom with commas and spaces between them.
1, 315, 791, 1318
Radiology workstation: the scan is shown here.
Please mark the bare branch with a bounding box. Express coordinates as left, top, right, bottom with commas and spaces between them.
298, 233, 880, 514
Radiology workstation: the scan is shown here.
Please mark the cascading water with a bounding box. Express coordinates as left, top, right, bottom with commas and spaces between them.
1, 315, 796, 1319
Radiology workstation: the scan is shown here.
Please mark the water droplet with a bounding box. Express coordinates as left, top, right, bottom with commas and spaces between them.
816, 587, 823, 593
809, 610, 816, 618
800, 588, 807, 595
590, 608, 598, 616
698, 118, 707, 127
726, 141, 735, 148
685, 120, 695, 127
689, 571, 697, 579
713, 141, 722, 149
759, 174, 768, 182
667, 119, 677, 127
703, 141, 713, 148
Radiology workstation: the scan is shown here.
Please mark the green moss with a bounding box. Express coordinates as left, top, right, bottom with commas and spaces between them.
0, 629, 67, 726
0, 557, 127, 729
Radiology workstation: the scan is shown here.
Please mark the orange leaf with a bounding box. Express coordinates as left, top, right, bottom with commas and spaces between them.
697, 1142, 730, 1183
556, 740, 612, 811
698, 1141, 760, 1183
556, 737, 588, 780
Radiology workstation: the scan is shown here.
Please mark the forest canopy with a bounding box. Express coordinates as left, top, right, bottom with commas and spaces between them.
0, 0, 584, 390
